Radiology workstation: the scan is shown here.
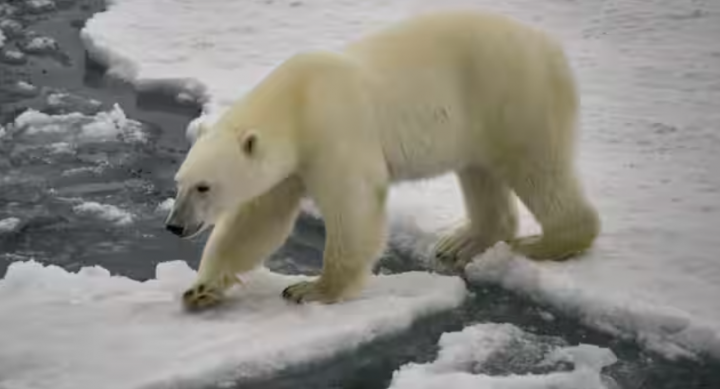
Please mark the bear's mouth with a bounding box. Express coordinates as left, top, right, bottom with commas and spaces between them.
166, 222, 206, 239
180, 222, 207, 239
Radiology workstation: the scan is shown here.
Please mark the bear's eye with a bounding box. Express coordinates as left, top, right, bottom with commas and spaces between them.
195, 184, 210, 194
243, 133, 257, 156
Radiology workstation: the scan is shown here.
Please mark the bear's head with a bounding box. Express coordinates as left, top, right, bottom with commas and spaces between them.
165, 123, 297, 238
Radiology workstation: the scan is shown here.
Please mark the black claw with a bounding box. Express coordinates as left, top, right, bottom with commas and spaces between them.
182, 294, 221, 313
281, 286, 304, 304
182, 289, 193, 299
197, 284, 205, 293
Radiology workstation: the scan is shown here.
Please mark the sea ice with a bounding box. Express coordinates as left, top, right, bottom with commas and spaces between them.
73, 201, 135, 226
0, 260, 467, 389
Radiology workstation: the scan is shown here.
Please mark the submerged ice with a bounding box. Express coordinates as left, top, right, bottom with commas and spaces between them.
388, 323, 619, 389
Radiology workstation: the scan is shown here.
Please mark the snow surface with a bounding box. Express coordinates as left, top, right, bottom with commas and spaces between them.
0, 28, 5, 48
0, 260, 466, 389
79, 0, 720, 361
388, 323, 618, 389
73, 201, 135, 226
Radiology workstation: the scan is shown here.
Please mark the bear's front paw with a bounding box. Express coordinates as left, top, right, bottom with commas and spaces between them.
181, 273, 242, 312
182, 283, 224, 312
282, 280, 338, 304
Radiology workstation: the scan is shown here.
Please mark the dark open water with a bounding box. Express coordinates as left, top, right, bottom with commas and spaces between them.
0, 1, 718, 388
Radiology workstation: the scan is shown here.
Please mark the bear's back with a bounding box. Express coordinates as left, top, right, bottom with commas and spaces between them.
336, 11, 576, 180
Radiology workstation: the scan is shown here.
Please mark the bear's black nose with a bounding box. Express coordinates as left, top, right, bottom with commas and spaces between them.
166, 224, 185, 236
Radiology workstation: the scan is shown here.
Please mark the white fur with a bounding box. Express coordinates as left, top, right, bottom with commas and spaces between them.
170, 10, 600, 308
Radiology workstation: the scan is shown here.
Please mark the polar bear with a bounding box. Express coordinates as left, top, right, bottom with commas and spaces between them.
165, 10, 600, 310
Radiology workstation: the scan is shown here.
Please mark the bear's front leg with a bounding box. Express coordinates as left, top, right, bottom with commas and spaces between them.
281, 200, 387, 304
182, 176, 304, 311
282, 165, 388, 304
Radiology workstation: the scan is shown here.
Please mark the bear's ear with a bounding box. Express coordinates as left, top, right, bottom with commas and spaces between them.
240, 131, 258, 157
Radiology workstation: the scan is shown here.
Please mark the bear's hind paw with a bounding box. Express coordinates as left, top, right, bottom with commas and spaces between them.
510, 234, 586, 261
434, 226, 493, 269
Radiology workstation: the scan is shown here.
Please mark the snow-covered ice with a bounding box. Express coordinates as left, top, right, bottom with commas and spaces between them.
0, 18, 23, 35
73, 201, 135, 226
78, 0, 720, 361
45, 91, 103, 114
23, 35, 56, 53
47, 92, 70, 107
25, 0, 55, 13
387, 323, 618, 389
81, 0, 410, 136
61, 165, 105, 177
0, 3, 18, 17
12, 103, 145, 143
467, 243, 720, 360
15, 80, 37, 93
0, 260, 466, 389
0, 217, 21, 233
156, 198, 175, 213
1, 48, 24, 62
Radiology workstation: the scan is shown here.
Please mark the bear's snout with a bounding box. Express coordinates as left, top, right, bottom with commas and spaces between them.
166, 223, 185, 237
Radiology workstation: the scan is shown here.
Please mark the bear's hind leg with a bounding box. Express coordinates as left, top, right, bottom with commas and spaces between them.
434, 165, 518, 269
182, 176, 304, 311
507, 161, 600, 261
